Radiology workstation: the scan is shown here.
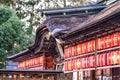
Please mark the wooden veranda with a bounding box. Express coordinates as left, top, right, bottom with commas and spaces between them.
0, 69, 63, 80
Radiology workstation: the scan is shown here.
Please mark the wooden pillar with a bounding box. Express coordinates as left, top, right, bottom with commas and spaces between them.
18, 74, 23, 80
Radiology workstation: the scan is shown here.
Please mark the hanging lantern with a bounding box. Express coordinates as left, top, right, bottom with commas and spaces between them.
81, 58, 85, 68
71, 46, 75, 57
32, 58, 34, 66
29, 59, 31, 67
64, 48, 69, 58
79, 58, 82, 69
117, 50, 120, 64
101, 53, 106, 66
28, 59, 30, 67
97, 54, 101, 67
102, 36, 107, 49
39, 56, 42, 64
118, 32, 120, 45
25, 60, 28, 68
34, 57, 36, 65
87, 57, 90, 68
77, 44, 82, 55
97, 38, 102, 50
75, 59, 78, 70
18, 62, 21, 69
115, 50, 119, 64
106, 35, 111, 48
76, 58, 80, 70
111, 34, 114, 47
91, 40, 95, 52
111, 50, 119, 65
89, 56, 95, 67
84, 57, 88, 68
41, 56, 44, 64
81, 43, 85, 54
64, 48, 67, 58
88, 41, 91, 52
71, 60, 74, 70
113, 32, 119, 47
64, 61, 67, 71
69, 47, 72, 57
107, 52, 111, 65
74, 45, 77, 56
68, 60, 72, 71
85, 42, 88, 53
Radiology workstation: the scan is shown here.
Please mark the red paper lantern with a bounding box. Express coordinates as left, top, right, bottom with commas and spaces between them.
88, 41, 91, 52
84, 57, 88, 68
68, 47, 72, 57
77, 44, 82, 55
97, 38, 102, 50
118, 32, 120, 45
81, 58, 85, 68
37, 57, 40, 64
79, 58, 82, 69
102, 36, 107, 49
85, 42, 88, 53
106, 35, 111, 48
89, 56, 95, 67
82, 43, 86, 54
18, 62, 21, 69
74, 45, 77, 56
68, 60, 72, 71
110, 34, 114, 47
112, 32, 119, 47
71, 46, 75, 57
40, 56, 44, 64
28, 59, 31, 67
64, 48, 68, 58
72, 59, 76, 70
119, 50, 120, 64
101, 53, 106, 66
34, 57, 36, 65
76, 58, 80, 70
64, 61, 67, 71
107, 52, 111, 65
97, 54, 101, 66
64, 47, 71, 58
91, 40, 95, 52
74, 59, 77, 70
31, 58, 34, 66
87, 57, 90, 68
25, 60, 29, 67
111, 50, 119, 65
23, 61, 25, 68
115, 50, 119, 64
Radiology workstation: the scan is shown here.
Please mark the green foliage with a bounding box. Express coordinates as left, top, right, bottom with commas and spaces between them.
0, 6, 34, 69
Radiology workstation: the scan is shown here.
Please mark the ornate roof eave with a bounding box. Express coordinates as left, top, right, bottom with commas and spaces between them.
60, 1, 120, 42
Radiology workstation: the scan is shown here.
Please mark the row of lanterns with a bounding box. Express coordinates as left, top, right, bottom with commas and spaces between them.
64, 50, 120, 71
97, 50, 120, 66
97, 32, 120, 50
64, 40, 95, 58
18, 56, 44, 69
64, 32, 120, 58
64, 55, 95, 71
